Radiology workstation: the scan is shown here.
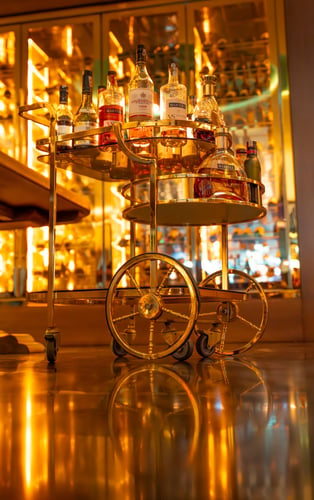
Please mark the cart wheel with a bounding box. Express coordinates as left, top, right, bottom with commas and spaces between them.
105, 253, 200, 360
172, 338, 194, 361
46, 338, 57, 364
111, 339, 128, 357
198, 269, 268, 357
195, 333, 216, 358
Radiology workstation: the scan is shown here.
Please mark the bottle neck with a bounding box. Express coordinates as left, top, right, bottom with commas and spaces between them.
168, 63, 179, 84
80, 92, 93, 108
107, 73, 117, 89
202, 83, 215, 98
215, 133, 229, 151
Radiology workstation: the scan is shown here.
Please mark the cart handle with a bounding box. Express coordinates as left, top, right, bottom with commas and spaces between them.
19, 102, 56, 128
112, 122, 156, 165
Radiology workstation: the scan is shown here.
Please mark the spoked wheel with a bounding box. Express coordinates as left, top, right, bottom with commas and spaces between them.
105, 253, 200, 360
198, 269, 268, 357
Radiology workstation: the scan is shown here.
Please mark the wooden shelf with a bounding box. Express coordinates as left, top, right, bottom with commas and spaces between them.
0, 151, 90, 230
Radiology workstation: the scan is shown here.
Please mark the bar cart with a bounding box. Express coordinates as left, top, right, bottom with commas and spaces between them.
19, 103, 268, 363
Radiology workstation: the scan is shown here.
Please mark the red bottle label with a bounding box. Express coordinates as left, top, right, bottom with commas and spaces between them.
99, 105, 123, 125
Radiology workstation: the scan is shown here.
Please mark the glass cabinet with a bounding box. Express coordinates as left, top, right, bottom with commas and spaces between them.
0, 0, 298, 298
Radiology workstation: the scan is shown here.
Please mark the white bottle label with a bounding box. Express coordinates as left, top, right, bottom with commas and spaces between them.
165, 98, 186, 120
74, 123, 97, 146
129, 88, 153, 120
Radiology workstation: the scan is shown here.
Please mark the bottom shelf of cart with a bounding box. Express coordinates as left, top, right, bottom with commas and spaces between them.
27, 286, 246, 304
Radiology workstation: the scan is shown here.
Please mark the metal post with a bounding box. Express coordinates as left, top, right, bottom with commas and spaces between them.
221, 224, 229, 290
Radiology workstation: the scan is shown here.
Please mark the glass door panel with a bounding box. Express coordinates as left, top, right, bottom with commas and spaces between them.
187, 0, 298, 290
0, 26, 20, 296
24, 16, 102, 292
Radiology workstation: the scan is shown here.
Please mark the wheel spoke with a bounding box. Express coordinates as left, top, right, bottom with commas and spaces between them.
197, 311, 217, 319
126, 269, 145, 296
162, 306, 190, 321
113, 310, 140, 323
236, 313, 261, 331
157, 265, 175, 294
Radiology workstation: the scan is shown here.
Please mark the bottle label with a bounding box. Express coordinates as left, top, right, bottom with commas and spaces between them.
74, 122, 97, 146
217, 162, 235, 172
57, 124, 72, 135
99, 105, 123, 124
129, 88, 153, 120
57, 123, 72, 149
165, 99, 186, 120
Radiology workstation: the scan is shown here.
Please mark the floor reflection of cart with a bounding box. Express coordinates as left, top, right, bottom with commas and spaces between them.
19, 104, 268, 363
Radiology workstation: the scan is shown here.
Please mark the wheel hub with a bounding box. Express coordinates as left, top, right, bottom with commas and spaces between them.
138, 293, 162, 319
217, 301, 238, 322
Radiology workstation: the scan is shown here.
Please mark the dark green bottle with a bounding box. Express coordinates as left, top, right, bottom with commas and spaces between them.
244, 141, 261, 204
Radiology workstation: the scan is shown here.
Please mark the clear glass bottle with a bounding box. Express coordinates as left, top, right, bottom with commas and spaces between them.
56, 85, 73, 151
160, 62, 187, 120
244, 140, 262, 204
194, 75, 225, 127
98, 70, 124, 145
194, 127, 249, 202
128, 44, 154, 122
73, 69, 98, 148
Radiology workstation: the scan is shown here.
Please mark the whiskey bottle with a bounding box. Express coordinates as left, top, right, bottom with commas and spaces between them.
193, 75, 224, 142
244, 140, 262, 204
56, 85, 73, 151
194, 127, 249, 201
128, 44, 154, 122
195, 75, 225, 126
98, 70, 124, 145
73, 70, 98, 148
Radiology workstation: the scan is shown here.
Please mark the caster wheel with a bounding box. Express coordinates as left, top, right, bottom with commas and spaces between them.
172, 338, 194, 362
106, 253, 199, 360
195, 333, 216, 358
111, 339, 128, 357
46, 338, 57, 364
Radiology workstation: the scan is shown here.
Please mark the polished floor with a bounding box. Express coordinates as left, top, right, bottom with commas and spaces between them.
0, 343, 314, 500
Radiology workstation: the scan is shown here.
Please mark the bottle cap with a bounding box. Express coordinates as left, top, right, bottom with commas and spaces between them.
82, 70, 93, 94
246, 140, 257, 155
136, 44, 146, 62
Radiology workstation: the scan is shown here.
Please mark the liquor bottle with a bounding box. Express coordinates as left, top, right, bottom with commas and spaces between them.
73, 69, 98, 148
56, 85, 73, 151
128, 44, 154, 122
194, 127, 249, 201
159, 62, 187, 145
244, 140, 262, 204
235, 147, 247, 169
160, 62, 187, 120
98, 70, 124, 145
193, 75, 225, 141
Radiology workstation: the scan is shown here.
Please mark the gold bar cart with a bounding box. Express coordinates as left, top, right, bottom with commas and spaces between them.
19, 104, 268, 363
